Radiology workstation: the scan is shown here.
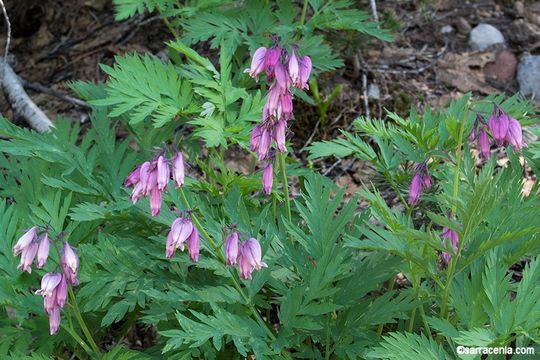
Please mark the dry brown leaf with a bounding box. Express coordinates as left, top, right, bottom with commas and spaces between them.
436, 51, 498, 94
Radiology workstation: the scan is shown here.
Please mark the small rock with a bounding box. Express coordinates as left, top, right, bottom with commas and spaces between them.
515, 1, 525, 16
484, 50, 518, 81
517, 55, 540, 99
455, 17, 472, 35
469, 23, 505, 51
508, 19, 540, 46
367, 84, 380, 100
440, 25, 454, 34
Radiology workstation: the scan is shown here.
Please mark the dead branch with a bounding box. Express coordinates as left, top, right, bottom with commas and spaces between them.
0, 0, 54, 132
1, 59, 54, 132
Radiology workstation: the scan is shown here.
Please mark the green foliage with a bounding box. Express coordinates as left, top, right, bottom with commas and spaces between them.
92, 54, 197, 127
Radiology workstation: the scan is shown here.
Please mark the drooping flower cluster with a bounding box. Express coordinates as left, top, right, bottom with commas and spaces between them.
441, 227, 459, 264
35, 272, 67, 335
166, 213, 199, 262
125, 151, 185, 216
224, 231, 267, 280
245, 43, 312, 194
14, 227, 80, 335
470, 105, 524, 159
408, 162, 431, 205
13, 226, 50, 273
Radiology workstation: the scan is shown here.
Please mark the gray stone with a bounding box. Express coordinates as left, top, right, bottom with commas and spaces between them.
440, 25, 454, 34
469, 24, 505, 51
367, 84, 380, 100
517, 55, 540, 99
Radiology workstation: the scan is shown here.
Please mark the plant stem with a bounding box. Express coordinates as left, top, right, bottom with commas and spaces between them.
60, 323, 95, 359
451, 115, 467, 215
300, 0, 309, 26
439, 112, 468, 322
377, 278, 395, 336
156, 4, 179, 39
276, 152, 292, 222
408, 307, 417, 332
68, 287, 102, 359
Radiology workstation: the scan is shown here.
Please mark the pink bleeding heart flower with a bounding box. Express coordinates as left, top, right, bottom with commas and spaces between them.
13, 226, 38, 256
244, 47, 267, 80
505, 118, 524, 151
262, 163, 273, 195
17, 241, 38, 273
488, 107, 509, 146
156, 155, 170, 191
187, 227, 200, 262
225, 232, 239, 266
61, 242, 79, 285
166, 217, 194, 258
36, 233, 50, 269
172, 152, 185, 188
441, 227, 459, 264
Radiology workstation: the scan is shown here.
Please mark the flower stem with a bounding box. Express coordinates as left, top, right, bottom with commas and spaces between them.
300, 0, 309, 26
276, 152, 292, 222
68, 287, 102, 359
60, 323, 94, 359
439, 111, 468, 322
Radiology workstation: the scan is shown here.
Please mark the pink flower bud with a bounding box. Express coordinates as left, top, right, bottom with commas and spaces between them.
187, 227, 200, 262
237, 253, 253, 280
279, 92, 293, 121
274, 120, 287, 152
156, 155, 170, 191
250, 125, 262, 152
130, 182, 144, 204
441, 227, 459, 264
124, 166, 141, 187
36, 272, 62, 297
274, 63, 290, 92
257, 128, 272, 160
138, 161, 151, 192
262, 163, 273, 195
241, 238, 267, 270
18, 242, 38, 273
225, 232, 239, 266
264, 47, 282, 77
408, 173, 423, 205
143, 168, 158, 196
488, 108, 509, 146
56, 275, 67, 308
297, 56, 312, 90
478, 127, 491, 159
36, 233, 50, 268
165, 231, 177, 259
44, 290, 58, 315
244, 47, 267, 79
288, 48, 300, 85
172, 152, 185, 188
61, 242, 79, 285
48, 306, 61, 335
505, 118, 523, 151
13, 226, 38, 256
266, 84, 282, 119
149, 187, 162, 217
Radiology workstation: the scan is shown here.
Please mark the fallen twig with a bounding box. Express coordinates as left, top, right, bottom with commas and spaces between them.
1, 59, 54, 132
22, 81, 90, 109
0, 0, 54, 132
